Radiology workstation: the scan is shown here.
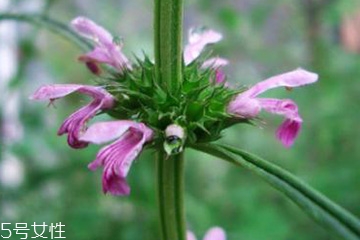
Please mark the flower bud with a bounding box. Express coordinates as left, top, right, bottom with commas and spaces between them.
164, 124, 186, 156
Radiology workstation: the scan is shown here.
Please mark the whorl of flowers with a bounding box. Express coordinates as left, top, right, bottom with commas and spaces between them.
31, 17, 318, 196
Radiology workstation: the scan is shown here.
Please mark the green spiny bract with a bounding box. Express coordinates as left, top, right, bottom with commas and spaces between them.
101, 56, 248, 147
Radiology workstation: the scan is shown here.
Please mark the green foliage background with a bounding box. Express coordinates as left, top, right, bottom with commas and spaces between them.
1, 0, 360, 239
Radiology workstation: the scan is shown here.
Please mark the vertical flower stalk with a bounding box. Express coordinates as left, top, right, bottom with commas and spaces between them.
154, 0, 184, 93
157, 150, 186, 240
154, 0, 185, 239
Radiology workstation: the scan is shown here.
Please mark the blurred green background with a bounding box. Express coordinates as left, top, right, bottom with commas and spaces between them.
1, 0, 360, 239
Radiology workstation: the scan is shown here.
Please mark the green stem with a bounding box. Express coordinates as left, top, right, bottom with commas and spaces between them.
192, 143, 360, 240
154, 0, 185, 237
0, 13, 91, 51
156, 149, 186, 240
154, 0, 184, 93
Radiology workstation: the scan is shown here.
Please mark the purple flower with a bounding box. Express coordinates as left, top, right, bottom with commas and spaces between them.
201, 57, 229, 85
71, 17, 132, 73
187, 227, 226, 240
227, 68, 318, 147
201, 57, 229, 70
79, 120, 153, 195
184, 28, 223, 65
30, 84, 115, 149
183, 27, 229, 84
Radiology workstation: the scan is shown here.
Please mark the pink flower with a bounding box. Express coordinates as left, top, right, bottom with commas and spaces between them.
184, 28, 223, 65
71, 17, 132, 73
79, 120, 153, 195
183, 27, 229, 84
201, 57, 229, 70
227, 68, 318, 147
30, 84, 114, 149
201, 57, 229, 85
187, 227, 226, 240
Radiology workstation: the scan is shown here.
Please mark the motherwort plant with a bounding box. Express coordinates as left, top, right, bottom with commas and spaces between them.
1, 1, 360, 239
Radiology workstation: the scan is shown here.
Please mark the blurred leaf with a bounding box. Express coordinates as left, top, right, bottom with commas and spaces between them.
0, 13, 91, 51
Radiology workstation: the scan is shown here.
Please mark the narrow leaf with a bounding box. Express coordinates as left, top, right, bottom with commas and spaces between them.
191, 143, 360, 240
0, 13, 91, 51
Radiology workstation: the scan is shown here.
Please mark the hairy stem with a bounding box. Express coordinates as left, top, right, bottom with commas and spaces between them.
156, 150, 186, 240
154, 0, 184, 93
154, 0, 185, 238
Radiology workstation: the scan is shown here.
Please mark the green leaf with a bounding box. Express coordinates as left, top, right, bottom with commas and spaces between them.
185, 102, 204, 121
191, 143, 360, 240
0, 13, 91, 51
154, 87, 168, 105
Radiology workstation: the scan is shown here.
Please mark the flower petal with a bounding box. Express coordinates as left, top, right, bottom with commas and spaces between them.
84, 61, 102, 75
201, 57, 229, 85
203, 227, 226, 240
228, 69, 316, 147
80, 120, 141, 144
187, 231, 197, 240
30, 84, 84, 100
102, 173, 130, 195
107, 45, 133, 70
258, 98, 303, 147
228, 97, 304, 146
258, 98, 301, 121
184, 28, 222, 65
80, 45, 132, 72
201, 57, 229, 69
30, 84, 114, 104
57, 100, 102, 148
71, 17, 113, 46
86, 122, 153, 195
215, 70, 227, 85
79, 47, 112, 64
71, 17, 132, 72
276, 119, 302, 147
227, 97, 261, 118
188, 28, 222, 45
242, 68, 318, 98
88, 128, 141, 173
31, 84, 115, 148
